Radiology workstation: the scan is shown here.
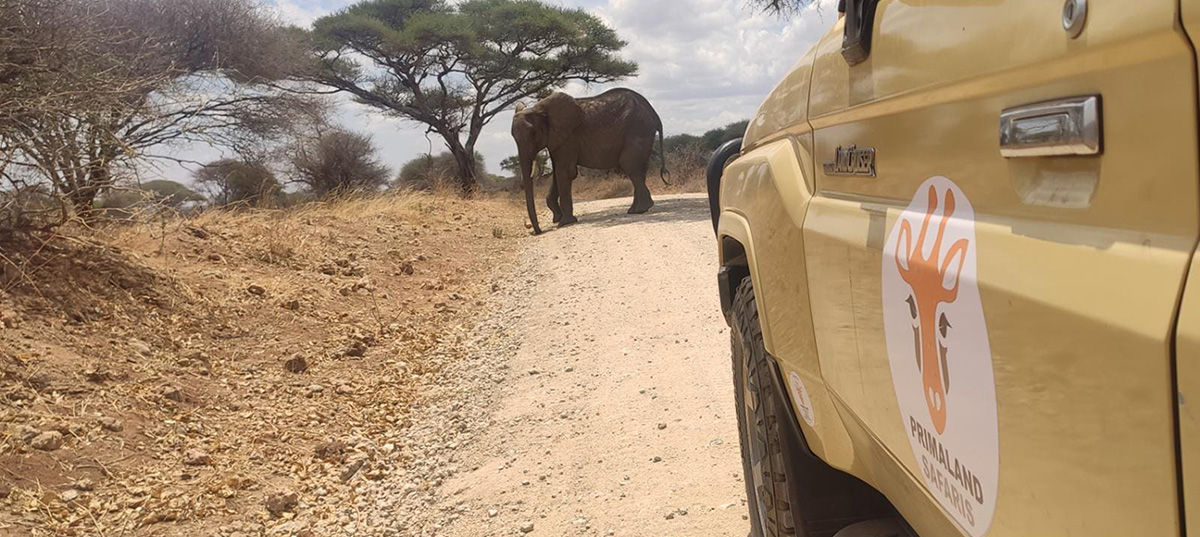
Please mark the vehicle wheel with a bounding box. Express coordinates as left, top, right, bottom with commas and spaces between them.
731, 278, 910, 537
732, 278, 797, 537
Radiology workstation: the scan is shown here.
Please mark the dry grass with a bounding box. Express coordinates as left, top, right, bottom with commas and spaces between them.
570, 171, 706, 201
0, 189, 528, 535
519, 143, 712, 202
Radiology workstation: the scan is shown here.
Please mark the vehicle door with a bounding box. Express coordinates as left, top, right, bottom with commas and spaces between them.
1171, 2, 1200, 535
804, 1, 1197, 536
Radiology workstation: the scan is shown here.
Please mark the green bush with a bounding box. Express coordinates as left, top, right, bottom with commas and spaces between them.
397, 152, 486, 191
194, 159, 282, 207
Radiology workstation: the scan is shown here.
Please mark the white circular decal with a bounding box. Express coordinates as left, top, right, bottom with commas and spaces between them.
881, 177, 998, 536
787, 371, 816, 428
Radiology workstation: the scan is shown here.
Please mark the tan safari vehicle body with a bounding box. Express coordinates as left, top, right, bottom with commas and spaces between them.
709, 1, 1200, 536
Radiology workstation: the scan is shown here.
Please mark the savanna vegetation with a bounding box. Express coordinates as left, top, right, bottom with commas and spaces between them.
397, 152, 489, 193
507, 119, 749, 201
0, 0, 779, 532
0, 2, 549, 533
306, 0, 638, 191
0, 0, 307, 226
0, 0, 648, 238
0, 0, 755, 238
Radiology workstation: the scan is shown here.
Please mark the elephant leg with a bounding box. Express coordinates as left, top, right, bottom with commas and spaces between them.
547, 178, 562, 224
628, 173, 654, 214
557, 165, 579, 226
621, 142, 655, 215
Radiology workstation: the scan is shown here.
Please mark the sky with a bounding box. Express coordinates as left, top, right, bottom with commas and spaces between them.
151, 0, 839, 183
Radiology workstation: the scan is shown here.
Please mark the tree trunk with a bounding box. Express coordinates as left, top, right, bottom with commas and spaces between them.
70, 166, 111, 221
445, 136, 478, 194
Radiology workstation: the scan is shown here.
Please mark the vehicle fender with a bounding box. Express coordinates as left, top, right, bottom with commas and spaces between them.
708, 138, 744, 234
717, 135, 814, 355
716, 135, 862, 469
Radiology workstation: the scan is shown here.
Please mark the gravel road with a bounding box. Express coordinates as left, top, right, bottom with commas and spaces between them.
423, 194, 749, 536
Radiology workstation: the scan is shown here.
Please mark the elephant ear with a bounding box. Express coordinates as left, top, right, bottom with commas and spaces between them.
540, 93, 584, 152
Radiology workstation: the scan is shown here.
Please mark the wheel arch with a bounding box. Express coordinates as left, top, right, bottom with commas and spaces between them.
718, 213, 779, 354
714, 135, 815, 355
715, 134, 882, 486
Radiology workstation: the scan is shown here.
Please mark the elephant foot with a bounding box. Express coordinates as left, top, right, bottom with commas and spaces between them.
628, 198, 655, 215
549, 205, 563, 224
551, 211, 563, 224
559, 215, 579, 227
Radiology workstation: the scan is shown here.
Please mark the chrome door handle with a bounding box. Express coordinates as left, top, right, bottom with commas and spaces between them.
999, 96, 1101, 157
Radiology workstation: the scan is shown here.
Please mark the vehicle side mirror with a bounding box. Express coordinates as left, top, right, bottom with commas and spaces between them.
842, 0, 879, 66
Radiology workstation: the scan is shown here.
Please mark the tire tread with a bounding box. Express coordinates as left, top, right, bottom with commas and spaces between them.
732, 279, 797, 537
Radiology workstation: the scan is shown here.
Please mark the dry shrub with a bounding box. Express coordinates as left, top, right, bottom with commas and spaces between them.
291, 129, 391, 196
0, 185, 69, 239
0, 183, 530, 534
0, 0, 304, 216
570, 175, 634, 201
430, 174, 464, 198
173, 189, 448, 269
505, 140, 712, 203
255, 233, 296, 265
396, 152, 486, 193
520, 152, 709, 204
662, 140, 710, 192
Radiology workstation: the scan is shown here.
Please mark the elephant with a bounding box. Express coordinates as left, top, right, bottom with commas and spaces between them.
511, 88, 667, 234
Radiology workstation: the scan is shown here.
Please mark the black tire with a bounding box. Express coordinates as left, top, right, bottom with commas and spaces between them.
730, 277, 915, 537
732, 278, 797, 537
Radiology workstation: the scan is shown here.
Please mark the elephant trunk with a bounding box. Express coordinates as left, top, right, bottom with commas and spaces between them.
520, 152, 542, 235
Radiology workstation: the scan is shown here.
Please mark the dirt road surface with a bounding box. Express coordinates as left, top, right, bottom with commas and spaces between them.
429, 195, 749, 537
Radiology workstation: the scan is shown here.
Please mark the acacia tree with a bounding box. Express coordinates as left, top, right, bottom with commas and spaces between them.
306, 0, 637, 192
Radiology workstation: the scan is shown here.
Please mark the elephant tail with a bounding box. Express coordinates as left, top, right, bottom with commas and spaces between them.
657, 124, 671, 186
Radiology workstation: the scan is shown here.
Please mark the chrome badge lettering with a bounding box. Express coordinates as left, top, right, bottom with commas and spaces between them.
823, 145, 876, 177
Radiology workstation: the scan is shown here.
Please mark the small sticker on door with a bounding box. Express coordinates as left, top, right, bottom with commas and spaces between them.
787, 371, 816, 428
882, 176, 998, 536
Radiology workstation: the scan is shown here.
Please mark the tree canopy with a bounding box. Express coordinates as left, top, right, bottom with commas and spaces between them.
398, 152, 487, 191
141, 180, 206, 207
194, 159, 282, 207
654, 120, 749, 177
700, 120, 751, 150
661, 120, 749, 157
99, 180, 204, 210
307, 0, 637, 191
291, 129, 391, 196
748, 0, 825, 15
501, 153, 549, 178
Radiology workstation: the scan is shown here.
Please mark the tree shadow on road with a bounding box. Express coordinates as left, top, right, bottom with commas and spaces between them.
573, 196, 711, 230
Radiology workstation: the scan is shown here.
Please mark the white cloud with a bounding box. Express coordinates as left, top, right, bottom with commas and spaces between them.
273, 0, 325, 26
273, 0, 358, 26
585, 0, 836, 145
600, 0, 836, 102
149, 0, 839, 184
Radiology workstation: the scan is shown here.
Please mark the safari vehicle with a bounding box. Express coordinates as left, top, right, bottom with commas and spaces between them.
707, 0, 1200, 536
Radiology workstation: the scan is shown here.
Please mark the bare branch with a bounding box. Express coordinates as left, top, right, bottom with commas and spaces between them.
0, 0, 305, 222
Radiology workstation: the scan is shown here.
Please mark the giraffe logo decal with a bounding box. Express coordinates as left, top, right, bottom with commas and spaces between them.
895, 184, 970, 434
882, 177, 998, 537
